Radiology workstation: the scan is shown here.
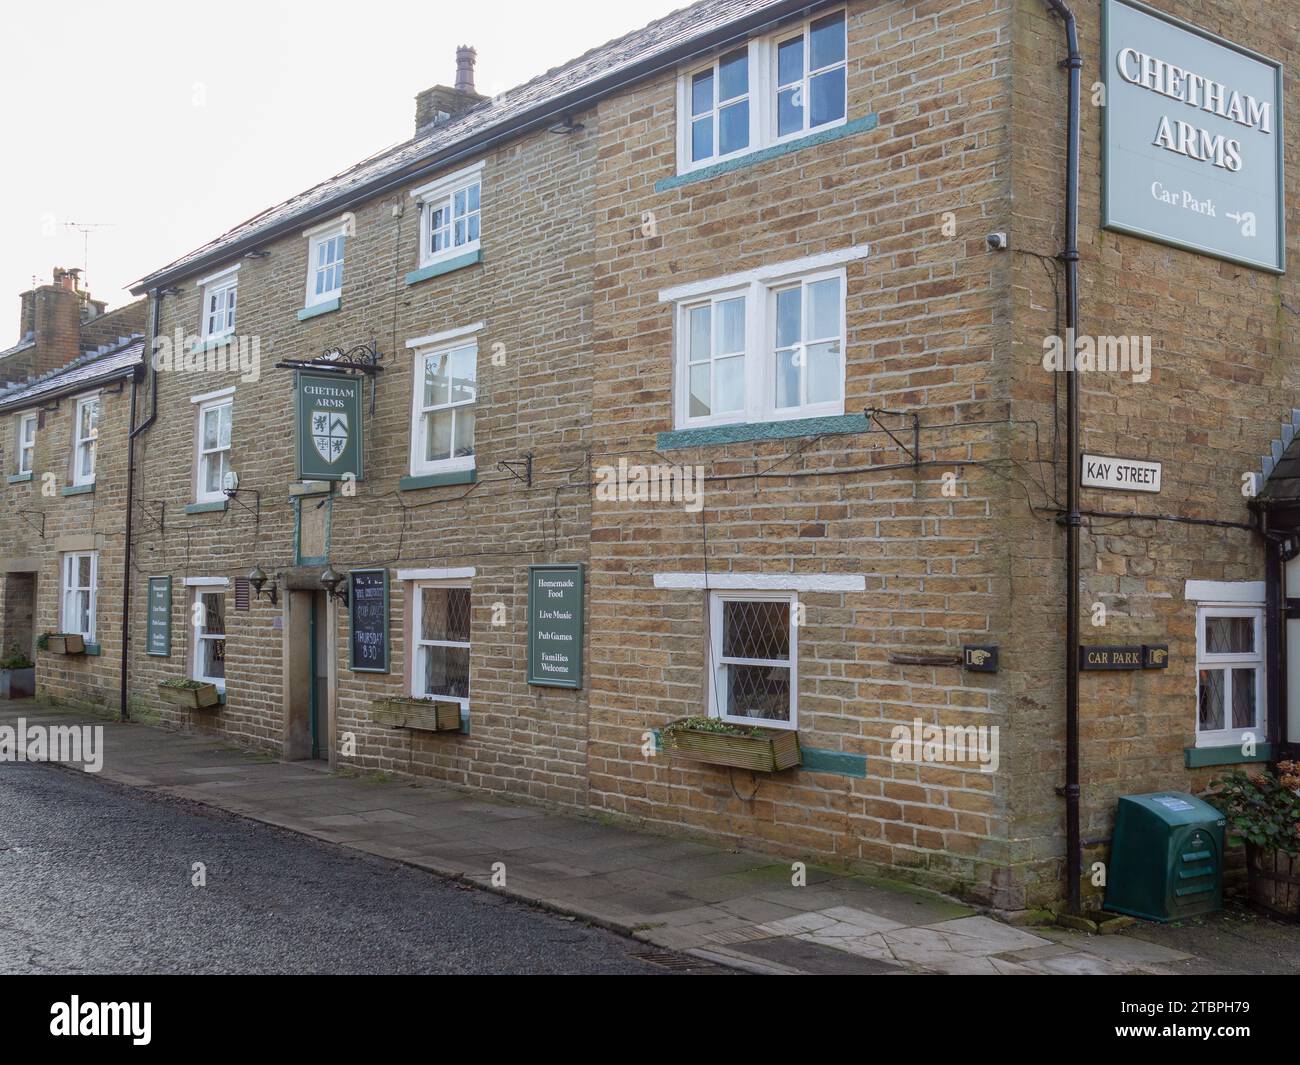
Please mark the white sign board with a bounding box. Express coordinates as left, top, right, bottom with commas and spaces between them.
1082, 454, 1162, 493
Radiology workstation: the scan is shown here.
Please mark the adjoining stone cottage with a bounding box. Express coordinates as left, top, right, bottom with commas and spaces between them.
0, 269, 145, 710
7, 0, 1296, 910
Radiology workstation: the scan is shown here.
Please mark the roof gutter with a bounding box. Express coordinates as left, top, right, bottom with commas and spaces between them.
0, 362, 139, 414
130, 0, 833, 295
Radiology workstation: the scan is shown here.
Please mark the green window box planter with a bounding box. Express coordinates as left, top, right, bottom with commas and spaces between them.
44, 634, 86, 655
373, 696, 461, 733
157, 680, 222, 710
662, 719, 801, 772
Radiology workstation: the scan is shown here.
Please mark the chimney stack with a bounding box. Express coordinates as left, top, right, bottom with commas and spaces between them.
415, 47, 488, 134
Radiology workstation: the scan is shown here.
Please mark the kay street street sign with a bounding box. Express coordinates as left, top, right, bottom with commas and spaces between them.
295, 371, 363, 480
1102, 0, 1284, 273
1081, 453, 1162, 493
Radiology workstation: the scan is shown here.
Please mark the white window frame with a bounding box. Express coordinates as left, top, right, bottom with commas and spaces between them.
304, 217, 348, 307
677, 42, 760, 173
198, 265, 239, 341
408, 579, 471, 712
672, 264, 847, 429
72, 393, 99, 486
410, 161, 484, 269
772, 7, 849, 145
17, 412, 36, 475
407, 324, 481, 477
1195, 605, 1265, 749
674, 7, 847, 175
192, 388, 235, 504
191, 586, 227, 691
708, 590, 798, 730
60, 551, 97, 641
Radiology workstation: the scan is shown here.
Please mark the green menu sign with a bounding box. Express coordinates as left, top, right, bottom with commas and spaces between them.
295, 371, 364, 480
527, 564, 584, 689
146, 576, 171, 657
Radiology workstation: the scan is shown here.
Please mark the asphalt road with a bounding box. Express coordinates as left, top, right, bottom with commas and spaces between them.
0, 762, 709, 975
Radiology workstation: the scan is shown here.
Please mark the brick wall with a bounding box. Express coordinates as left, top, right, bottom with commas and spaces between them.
1007, 0, 1300, 906
585, 0, 1019, 904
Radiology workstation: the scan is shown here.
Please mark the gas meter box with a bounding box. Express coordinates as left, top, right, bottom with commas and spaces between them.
1103, 792, 1225, 922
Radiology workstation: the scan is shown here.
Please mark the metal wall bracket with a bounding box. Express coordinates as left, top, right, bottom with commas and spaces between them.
865, 408, 920, 469
17, 510, 45, 539
496, 452, 534, 487
223, 486, 261, 525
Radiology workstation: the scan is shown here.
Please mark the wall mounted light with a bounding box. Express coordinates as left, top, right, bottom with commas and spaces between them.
248, 565, 278, 605
319, 567, 349, 606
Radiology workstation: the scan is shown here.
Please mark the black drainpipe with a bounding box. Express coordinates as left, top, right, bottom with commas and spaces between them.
1043, 0, 1083, 915
118, 290, 162, 722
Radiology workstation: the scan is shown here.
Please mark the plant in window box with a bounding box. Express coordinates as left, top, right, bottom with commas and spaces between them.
661, 716, 801, 773
1208, 764, 1300, 920
372, 696, 461, 733
157, 677, 222, 710
0, 645, 35, 698
41, 632, 86, 655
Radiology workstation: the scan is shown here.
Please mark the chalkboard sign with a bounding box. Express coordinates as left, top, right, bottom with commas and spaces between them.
349, 568, 389, 673
146, 576, 171, 657
527, 563, 584, 689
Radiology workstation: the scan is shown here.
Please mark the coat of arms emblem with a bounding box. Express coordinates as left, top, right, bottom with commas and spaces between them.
311, 409, 349, 464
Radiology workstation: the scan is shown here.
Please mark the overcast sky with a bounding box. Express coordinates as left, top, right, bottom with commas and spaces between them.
0, 0, 686, 340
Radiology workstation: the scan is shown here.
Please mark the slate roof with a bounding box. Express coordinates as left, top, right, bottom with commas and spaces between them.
0, 335, 145, 412
0, 335, 35, 363
130, 0, 813, 293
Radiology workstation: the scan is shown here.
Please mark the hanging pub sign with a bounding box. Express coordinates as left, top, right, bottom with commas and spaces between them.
295, 371, 363, 480
348, 569, 389, 673
146, 576, 171, 657
1080, 644, 1171, 670
1081, 453, 1162, 493
527, 564, 584, 689
1102, 0, 1284, 273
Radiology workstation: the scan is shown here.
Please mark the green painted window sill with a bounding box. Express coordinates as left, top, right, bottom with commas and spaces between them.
657, 414, 869, 451
405, 249, 482, 286
1184, 743, 1273, 768
191, 336, 236, 353
399, 468, 477, 490
185, 500, 228, 514
7, 472, 33, 484
84, 643, 101, 656
297, 296, 341, 321
656, 114, 879, 192
60, 483, 94, 496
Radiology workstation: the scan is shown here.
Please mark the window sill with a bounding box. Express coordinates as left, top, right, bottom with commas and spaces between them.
405, 249, 483, 286
193, 335, 235, 352
658, 113, 878, 192
84, 643, 101, 656
61, 483, 95, 496
297, 296, 341, 321
399, 468, 477, 491
1184, 743, 1273, 768
657, 413, 867, 451
7, 472, 33, 484
186, 500, 228, 514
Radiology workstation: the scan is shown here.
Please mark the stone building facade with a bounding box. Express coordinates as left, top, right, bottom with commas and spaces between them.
5, 0, 1287, 909
0, 271, 145, 711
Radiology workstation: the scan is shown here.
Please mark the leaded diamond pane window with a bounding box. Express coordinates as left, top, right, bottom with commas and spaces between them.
414, 585, 471, 704
712, 594, 796, 727
1195, 607, 1263, 747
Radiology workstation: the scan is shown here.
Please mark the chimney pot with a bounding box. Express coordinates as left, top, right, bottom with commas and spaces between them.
455, 45, 477, 93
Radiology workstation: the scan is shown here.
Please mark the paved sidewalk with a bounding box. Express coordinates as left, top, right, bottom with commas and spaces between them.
0, 700, 1200, 975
